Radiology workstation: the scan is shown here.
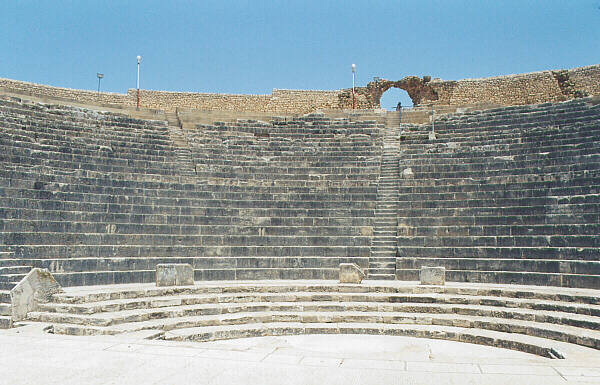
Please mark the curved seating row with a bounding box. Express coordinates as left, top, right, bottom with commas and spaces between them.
395, 97, 600, 288
28, 281, 600, 358
0, 96, 382, 293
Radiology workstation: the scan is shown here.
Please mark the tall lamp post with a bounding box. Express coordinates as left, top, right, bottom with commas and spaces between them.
96, 73, 104, 94
136, 55, 141, 109
351, 63, 356, 109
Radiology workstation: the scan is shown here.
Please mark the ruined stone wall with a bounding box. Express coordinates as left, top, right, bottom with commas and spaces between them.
416, 64, 600, 106
2, 63, 599, 114
569, 65, 600, 97
363, 64, 600, 108
0, 77, 344, 114
0, 77, 128, 106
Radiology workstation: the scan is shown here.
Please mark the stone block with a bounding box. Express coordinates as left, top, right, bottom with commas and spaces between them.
339, 263, 365, 284
156, 264, 194, 287
420, 266, 445, 285
401, 168, 414, 179
11, 269, 63, 322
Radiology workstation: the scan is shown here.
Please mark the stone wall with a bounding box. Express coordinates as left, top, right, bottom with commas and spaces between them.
0, 77, 344, 114
2, 63, 599, 114
366, 64, 600, 107
0, 77, 128, 106
130, 89, 342, 114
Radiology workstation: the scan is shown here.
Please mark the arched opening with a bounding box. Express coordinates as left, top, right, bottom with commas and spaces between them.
379, 87, 413, 110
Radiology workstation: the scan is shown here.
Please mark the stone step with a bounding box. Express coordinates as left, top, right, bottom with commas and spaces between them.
0, 259, 29, 268
164, 322, 564, 358
366, 274, 396, 280
397, 258, 600, 275
0, 233, 373, 247
40, 297, 600, 328
0, 266, 31, 275
0, 290, 10, 303
47, 282, 600, 306
39, 307, 600, 352
395, 234, 600, 248
395, 269, 600, 289
0, 274, 27, 283
368, 269, 396, 275
0, 282, 19, 291
368, 262, 396, 268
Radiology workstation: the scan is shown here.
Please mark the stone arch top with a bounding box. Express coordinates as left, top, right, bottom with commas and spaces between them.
366, 76, 440, 107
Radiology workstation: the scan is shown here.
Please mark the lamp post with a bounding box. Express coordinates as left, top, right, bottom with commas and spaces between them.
352, 64, 356, 109
96, 73, 104, 94
136, 55, 141, 109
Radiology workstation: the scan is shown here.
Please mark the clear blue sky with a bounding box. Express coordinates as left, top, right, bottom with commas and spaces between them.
1, 0, 599, 108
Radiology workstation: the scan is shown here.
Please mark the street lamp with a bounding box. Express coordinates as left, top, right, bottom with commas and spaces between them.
352, 64, 356, 109
136, 55, 141, 109
96, 73, 104, 94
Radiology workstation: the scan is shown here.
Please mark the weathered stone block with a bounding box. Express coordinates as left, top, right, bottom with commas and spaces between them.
11, 269, 63, 322
420, 266, 445, 285
156, 264, 194, 287
401, 168, 414, 179
339, 263, 365, 284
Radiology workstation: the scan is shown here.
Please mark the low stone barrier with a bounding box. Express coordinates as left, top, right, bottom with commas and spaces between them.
339, 263, 365, 284
156, 264, 194, 287
420, 266, 445, 285
11, 269, 63, 322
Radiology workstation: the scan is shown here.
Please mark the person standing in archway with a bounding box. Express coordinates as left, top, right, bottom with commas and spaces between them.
396, 102, 402, 111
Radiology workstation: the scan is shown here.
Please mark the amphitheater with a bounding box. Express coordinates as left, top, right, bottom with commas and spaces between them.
1, 64, 600, 384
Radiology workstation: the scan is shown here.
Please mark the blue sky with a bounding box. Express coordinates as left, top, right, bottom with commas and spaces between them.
1, 1, 599, 108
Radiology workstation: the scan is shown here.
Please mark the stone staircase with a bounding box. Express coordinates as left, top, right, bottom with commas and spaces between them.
165, 110, 196, 177
0, 251, 32, 328
368, 112, 401, 280
25, 280, 600, 358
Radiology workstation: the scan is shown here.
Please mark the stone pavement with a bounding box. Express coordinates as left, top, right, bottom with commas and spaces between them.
1, 323, 599, 385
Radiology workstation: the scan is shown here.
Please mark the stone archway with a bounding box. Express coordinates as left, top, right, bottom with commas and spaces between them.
366, 76, 440, 107
380, 87, 412, 110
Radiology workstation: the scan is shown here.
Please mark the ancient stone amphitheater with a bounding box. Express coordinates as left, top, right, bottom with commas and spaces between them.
0, 65, 599, 361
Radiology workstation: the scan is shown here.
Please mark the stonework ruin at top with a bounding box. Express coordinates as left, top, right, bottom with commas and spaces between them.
0, 64, 599, 113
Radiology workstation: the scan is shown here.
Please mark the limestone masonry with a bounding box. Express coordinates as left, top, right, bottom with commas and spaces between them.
1, 64, 600, 367
1, 64, 598, 113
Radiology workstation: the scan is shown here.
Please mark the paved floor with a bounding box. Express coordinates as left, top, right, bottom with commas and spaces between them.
1, 323, 600, 384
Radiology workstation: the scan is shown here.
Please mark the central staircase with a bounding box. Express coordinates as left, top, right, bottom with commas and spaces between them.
368, 112, 401, 280
165, 110, 196, 177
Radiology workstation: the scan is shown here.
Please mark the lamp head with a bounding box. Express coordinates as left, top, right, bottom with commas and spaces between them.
352, 63, 355, 73
137, 55, 141, 64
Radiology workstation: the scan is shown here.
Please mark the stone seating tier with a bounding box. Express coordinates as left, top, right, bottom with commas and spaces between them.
394, 97, 600, 288
0, 94, 599, 296
25, 281, 600, 359
0, 97, 381, 292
